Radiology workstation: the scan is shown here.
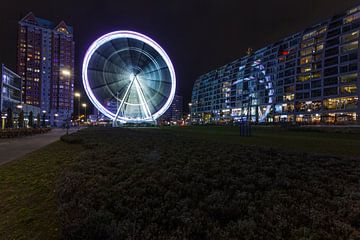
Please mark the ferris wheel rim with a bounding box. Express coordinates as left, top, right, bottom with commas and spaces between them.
82, 30, 176, 122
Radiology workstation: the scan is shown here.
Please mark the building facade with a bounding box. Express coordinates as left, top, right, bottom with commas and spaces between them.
191, 5, 360, 124
1, 64, 22, 113
159, 95, 183, 122
17, 12, 75, 126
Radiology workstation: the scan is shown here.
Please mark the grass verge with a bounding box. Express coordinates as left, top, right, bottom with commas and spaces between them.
156, 126, 360, 158
0, 140, 82, 240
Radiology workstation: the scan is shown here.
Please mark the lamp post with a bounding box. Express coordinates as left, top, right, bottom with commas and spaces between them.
74, 92, 81, 128
188, 103, 193, 124
61, 68, 71, 135
82, 103, 87, 123
54, 113, 59, 127
1, 114, 7, 130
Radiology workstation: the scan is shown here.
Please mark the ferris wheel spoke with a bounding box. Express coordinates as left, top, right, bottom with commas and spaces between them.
109, 40, 132, 72
138, 76, 171, 84
135, 42, 146, 71
114, 77, 136, 121
134, 77, 152, 118
94, 50, 125, 71
142, 66, 169, 75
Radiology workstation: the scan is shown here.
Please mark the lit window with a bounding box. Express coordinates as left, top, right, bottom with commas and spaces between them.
300, 56, 313, 65
344, 11, 360, 24
341, 31, 359, 43
340, 85, 357, 94
340, 73, 358, 83
340, 41, 358, 54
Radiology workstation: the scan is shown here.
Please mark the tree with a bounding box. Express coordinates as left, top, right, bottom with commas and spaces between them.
37, 113, 41, 128
18, 110, 24, 128
28, 111, 34, 128
6, 108, 13, 128
42, 113, 46, 127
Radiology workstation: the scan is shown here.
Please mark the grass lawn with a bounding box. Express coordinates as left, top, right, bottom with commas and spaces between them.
0, 141, 82, 240
156, 125, 360, 158
0, 126, 360, 239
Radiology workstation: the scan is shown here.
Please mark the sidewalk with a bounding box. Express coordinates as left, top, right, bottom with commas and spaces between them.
0, 128, 78, 166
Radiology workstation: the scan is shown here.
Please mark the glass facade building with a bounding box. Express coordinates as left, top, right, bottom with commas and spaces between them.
1, 64, 22, 113
191, 5, 360, 124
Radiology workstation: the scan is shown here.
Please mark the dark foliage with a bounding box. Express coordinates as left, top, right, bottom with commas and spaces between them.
6, 108, 13, 128
28, 111, 34, 128
18, 110, 24, 128
56, 128, 360, 240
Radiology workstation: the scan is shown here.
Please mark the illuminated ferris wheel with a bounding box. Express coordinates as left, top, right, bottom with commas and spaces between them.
82, 31, 176, 124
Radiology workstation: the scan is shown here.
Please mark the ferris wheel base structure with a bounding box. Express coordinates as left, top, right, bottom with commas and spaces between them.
82, 31, 176, 125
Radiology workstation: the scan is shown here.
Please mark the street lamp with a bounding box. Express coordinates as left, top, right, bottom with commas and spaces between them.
74, 92, 81, 126
61, 69, 71, 77
188, 103, 193, 124
54, 113, 59, 127
1, 114, 7, 130
82, 103, 87, 122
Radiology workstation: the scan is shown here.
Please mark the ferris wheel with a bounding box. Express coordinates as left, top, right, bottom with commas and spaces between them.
82, 31, 176, 124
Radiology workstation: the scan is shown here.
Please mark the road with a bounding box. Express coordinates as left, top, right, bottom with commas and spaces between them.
0, 128, 77, 166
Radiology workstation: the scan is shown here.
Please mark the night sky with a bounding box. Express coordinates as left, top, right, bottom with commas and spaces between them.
0, 0, 359, 112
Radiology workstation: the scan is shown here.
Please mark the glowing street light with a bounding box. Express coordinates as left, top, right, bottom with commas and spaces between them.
74, 92, 81, 98
61, 69, 71, 77
82, 103, 87, 122
1, 113, 7, 130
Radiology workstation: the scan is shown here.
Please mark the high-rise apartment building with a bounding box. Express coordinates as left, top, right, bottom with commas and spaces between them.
159, 95, 183, 122
191, 5, 360, 124
17, 12, 74, 126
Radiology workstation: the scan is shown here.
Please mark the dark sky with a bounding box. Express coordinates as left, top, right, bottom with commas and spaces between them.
0, 0, 359, 110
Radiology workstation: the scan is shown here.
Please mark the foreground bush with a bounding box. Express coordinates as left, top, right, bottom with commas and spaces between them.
57, 128, 360, 239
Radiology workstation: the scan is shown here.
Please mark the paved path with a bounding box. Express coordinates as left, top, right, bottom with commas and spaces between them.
0, 128, 78, 166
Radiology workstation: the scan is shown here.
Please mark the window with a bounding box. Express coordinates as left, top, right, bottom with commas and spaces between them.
340, 41, 358, 54
344, 12, 360, 24
311, 89, 322, 98
301, 66, 312, 73
340, 63, 358, 73
325, 47, 339, 57
341, 31, 359, 43
340, 52, 358, 63
284, 94, 294, 101
300, 47, 314, 56
300, 56, 313, 65
301, 39, 314, 48
340, 85, 357, 94
324, 67, 338, 77
323, 97, 358, 110
325, 56, 338, 66
324, 77, 338, 86
311, 80, 321, 88
340, 73, 358, 83
324, 87, 338, 96
297, 75, 311, 82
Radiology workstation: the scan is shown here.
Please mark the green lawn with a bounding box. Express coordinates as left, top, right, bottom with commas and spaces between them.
155, 126, 360, 158
0, 141, 82, 240
0, 126, 360, 239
